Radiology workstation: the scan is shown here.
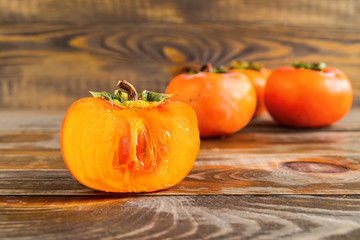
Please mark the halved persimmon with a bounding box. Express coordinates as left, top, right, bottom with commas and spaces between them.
60, 81, 200, 193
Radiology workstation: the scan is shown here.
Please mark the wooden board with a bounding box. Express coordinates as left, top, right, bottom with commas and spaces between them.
1, 1, 360, 238
1, 108, 359, 196
1, 195, 360, 239
0, 0, 359, 109
1, 154, 360, 196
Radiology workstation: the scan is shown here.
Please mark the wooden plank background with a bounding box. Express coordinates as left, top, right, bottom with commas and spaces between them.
1, 2, 360, 238
1, 107, 360, 238
2, 195, 360, 239
1, 107, 359, 196
0, 0, 359, 110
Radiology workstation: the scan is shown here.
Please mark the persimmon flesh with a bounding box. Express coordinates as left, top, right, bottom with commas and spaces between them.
60, 81, 200, 193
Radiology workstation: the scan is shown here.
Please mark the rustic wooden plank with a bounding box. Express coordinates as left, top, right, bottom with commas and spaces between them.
0, 107, 359, 154
1, 128, 359, 155
0, 0, 359, 109
0, 21, 359, 109
245, 107, 360, 133
0, 0, 358, 27
0, 154, 65, 169
1, 153, 360, 195
0, 130, 359, 155
1, 195, 360, 239
1, 106, 359, 132
0, 109, 359, 195
0, 111, 63, 131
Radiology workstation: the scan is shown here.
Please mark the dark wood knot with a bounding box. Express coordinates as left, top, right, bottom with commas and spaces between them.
280, 161, 349, 173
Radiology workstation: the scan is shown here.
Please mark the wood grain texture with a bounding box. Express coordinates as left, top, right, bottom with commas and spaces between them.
0, 0, 358, 26
1, 105, 359, 132
0, 106, 359, 237
2, 153, 360, 196
1, 195, 360, 239
0, 0, 359, 109
1, 108, 359, 155
2, 129, 360, 155
0, 109, 360, 196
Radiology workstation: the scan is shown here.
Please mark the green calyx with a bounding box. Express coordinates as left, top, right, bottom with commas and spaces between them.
292, 62, 326, 71
186, 61, 263, 75
211, 65, 229, 73
90, 80, 173, 108
186, 63, 229, 74
230, 61, 262, 71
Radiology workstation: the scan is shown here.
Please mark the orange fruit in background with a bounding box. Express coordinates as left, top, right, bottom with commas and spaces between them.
61, 81, 200, 193
166, 68, 256, 137
264, 64, 353, 128
233, 68, 271, 117
229, 61, 271, 117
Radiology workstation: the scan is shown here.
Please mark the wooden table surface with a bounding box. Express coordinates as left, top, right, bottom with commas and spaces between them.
0, 0, 359, 239
1, 106, 360, 239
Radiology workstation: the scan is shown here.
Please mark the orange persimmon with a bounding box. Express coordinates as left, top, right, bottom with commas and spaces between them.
264, 62, 353, 127
60, 80, 200, 193
230, 61, 271, 117
166, 64, 256, 137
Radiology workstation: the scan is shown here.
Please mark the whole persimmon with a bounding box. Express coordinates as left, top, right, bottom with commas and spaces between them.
230, 61, 271, 117
166, 64, 256, 137
61, 80, 200, 193
264, 62, 353, 127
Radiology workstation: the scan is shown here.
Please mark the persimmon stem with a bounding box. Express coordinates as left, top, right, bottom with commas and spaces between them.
185, 63, 214, 74
199, 63, 213, 73
117, 80, 138, 101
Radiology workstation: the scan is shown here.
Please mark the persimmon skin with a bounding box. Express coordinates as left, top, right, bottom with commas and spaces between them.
165, 70, 256, 137
60, 98, 200, 193
264, 66, 353, 128
233, 68, 271, 117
